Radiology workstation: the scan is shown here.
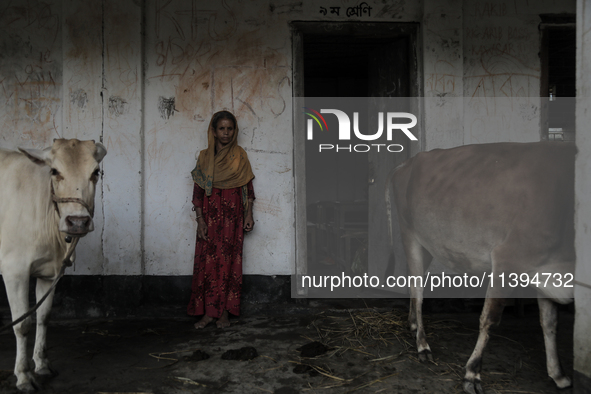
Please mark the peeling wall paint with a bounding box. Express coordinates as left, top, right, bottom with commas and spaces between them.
0, 0, 577, 278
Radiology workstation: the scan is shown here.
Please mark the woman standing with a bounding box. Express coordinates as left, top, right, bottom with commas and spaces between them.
188, 111, 255, 329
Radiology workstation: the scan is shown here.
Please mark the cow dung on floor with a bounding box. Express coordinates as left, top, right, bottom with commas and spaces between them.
184, 349, 210, 362
221, 346, 259, 361
296, 341, 329, 357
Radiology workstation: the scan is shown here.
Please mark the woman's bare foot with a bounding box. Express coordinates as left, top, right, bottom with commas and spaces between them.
216, 310, 230, 329
194, 314, 214, 329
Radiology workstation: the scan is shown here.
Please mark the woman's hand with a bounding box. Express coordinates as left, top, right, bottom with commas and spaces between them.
197, 217, 208, 241
243, 214, 255, 232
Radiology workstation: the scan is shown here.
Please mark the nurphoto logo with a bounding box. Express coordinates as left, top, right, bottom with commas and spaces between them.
304, 108, 418, 153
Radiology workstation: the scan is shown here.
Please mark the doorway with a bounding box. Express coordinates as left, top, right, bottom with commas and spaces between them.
291, 23, 420, 296
540, 16, 576, 141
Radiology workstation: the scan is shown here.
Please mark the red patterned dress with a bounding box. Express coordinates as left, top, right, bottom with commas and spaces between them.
187, 181, 255, 318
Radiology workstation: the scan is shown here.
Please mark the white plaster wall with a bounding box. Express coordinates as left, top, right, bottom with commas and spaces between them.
62, 0, 105, 274
422, 0, 575, 151
462, 0, 575, 145
0, 0, 63, 148
102, 0, 143, 275
423, 0, 464, 151
142, 1, 296, 276
0, 0, 578, 278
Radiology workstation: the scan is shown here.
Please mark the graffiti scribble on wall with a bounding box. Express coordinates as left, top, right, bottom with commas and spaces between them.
108, 96, 129, 117
158, 96, 176, 119
70, 89, 88, 109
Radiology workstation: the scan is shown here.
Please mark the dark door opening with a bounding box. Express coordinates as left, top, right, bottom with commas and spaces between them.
304, 36, 373, 286
540, 17, 576, 141
294, 23, 418, 296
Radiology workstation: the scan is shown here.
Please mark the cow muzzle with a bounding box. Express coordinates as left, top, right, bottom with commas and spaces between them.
51, 185, 95, 235
64, 215, 94, 235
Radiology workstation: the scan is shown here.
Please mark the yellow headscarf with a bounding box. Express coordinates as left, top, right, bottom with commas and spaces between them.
191, 111, 254, 208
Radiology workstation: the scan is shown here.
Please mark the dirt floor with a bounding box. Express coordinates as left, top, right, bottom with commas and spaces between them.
0, 300, 574, 394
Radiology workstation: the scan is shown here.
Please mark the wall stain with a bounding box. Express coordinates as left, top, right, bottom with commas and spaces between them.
269, 1, 303, 14
158, 96, 176, 119
70, 88, 88, 109
375, 1, 405, 18
108, 96, 128, 117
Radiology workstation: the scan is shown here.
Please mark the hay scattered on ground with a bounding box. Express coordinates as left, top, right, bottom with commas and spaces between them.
311, 308, 413, 351
298, 308, 551, 393
297, 308, 417, 391
309, 307, 460, 358
299, 308, 531, 392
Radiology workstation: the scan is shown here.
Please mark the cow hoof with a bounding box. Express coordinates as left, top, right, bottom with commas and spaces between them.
16, 377, 39, 393
17, 384, 36, 393
554, 375, 572, 389
418, 350, 433, 363
463, 380, 484, 394
35, 366, 58, 378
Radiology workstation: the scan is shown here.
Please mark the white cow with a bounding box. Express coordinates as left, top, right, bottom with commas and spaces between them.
389, 142, 574, 394
0, 139, 107, 392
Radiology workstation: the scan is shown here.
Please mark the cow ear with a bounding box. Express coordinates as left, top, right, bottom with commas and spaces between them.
18, 147, 52, 166
94, 142, 107, 163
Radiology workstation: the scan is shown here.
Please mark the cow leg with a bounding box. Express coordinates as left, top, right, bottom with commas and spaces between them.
409, 296, 433, 362
404, 233, 433, 362
33, 278, 57, 378
3, 272, 39, 392
463, 296, 506, 394
537, 297, 571, 388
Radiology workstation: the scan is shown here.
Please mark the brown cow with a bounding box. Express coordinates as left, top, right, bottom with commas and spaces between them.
389, 142, 574, 394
